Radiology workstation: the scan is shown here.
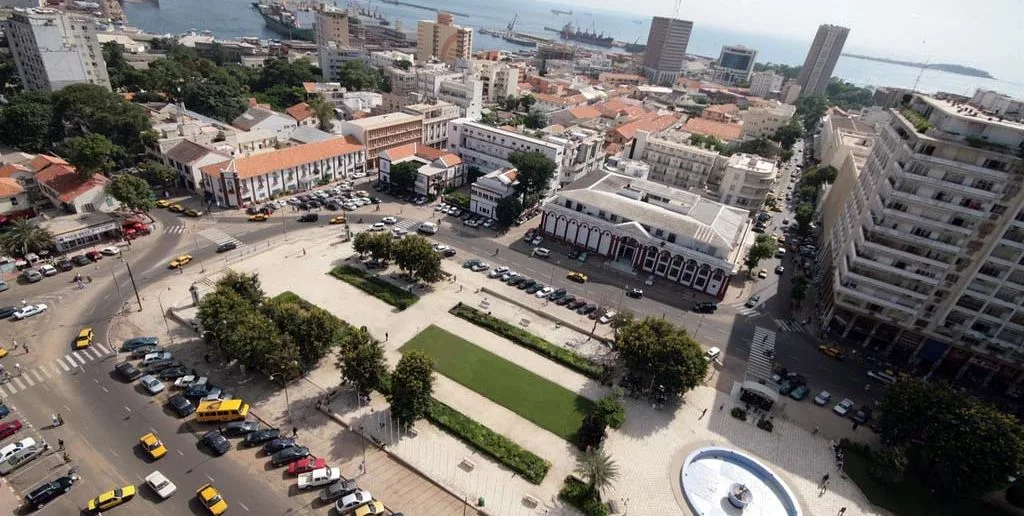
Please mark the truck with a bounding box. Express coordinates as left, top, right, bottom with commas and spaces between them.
297, 466, 341, 490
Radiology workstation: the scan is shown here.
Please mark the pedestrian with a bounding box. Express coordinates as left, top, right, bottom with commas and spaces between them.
58, 439, 64, 450
699, 408, 708, 420
15, 363, 22, 375
852, 421, 859, 431
719, 404, 724, 411
204, 354, 210, 363
178, 267, 184, 275
822, 473, 830, 484
385, 332, 389, 341
23, 343, 28, 354
838, 508, 846, 516
292, 426, 298, 438
302, 248, 306, 256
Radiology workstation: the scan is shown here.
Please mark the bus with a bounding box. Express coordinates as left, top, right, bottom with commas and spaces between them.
195, 399, 250, 423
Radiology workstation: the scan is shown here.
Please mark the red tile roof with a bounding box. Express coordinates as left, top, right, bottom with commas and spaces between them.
0, 178, 24, 196
0, 163, 31, 178
286, 102, 315, 122
28, 154, 69, 174
705, 103, 739, 115
201, 138, 364, 180
684, 118, 744, 142
567, 105, 601, 120
379, 142, 461, 167
610, 113, 680, 141
35, 164, 109, 203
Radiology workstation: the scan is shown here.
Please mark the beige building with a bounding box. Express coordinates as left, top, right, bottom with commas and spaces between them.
797, 24, 849, 96
716, 153, 777, 209
416, 12, 473, 65
742, 102, 797, 139
469, 59, 520, 103
4, 8, 110, 91
314, 4, 351, 76
749, 70, 784, 99
340, 112, 424, 168
631, 130, 722, 192
820, 94, 1024, 391
401, 100, 461, 148
816, 113, 876, 241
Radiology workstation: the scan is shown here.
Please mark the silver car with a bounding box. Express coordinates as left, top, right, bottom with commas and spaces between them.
140, 375, 165, 395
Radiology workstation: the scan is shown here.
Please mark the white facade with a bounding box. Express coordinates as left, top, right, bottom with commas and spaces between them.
414, 68, 483, 120
232, 108, 298, 140
631, 130, 722, 192
970, 89, 1024, 122
749, 71, 785, 99
447, 119, 565, 194
471, 167, 518, 218
319, 46, 369, 83
369, 50, 414, 69
401, 100, 461, 148
544, 129, 605, 187
717, 153, 777, 209
4, 8, 110, 91
742, 103, 797, 139
467, 59, 520, 103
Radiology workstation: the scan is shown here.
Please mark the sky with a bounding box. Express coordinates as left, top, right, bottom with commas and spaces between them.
560, 0, 1024, 83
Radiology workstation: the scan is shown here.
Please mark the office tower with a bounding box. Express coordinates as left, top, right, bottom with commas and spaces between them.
416, 12, 473, 65
797, 24, 849, 96
4, 8, 110, 91
715, 45, 757, 84
641, 16, 694, 86
749, 71, 785, 99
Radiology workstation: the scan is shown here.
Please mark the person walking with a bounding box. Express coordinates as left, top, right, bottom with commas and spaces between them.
837, 508, 846, 515
23, 343, 28, 354
699, 408, 708, 420
58, 439, 64, 451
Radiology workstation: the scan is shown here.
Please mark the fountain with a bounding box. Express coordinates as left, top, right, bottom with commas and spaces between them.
728, 483, 753, 509
679, 446, 801, 515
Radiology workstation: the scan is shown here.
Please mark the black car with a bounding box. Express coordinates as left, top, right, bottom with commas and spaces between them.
121, 336, 159, 351
147, 360, 182, 374
262, 438, 296, 454
270, 446, 309, 466
548, 288, 567, 301
202, 430, 231, 455
130, 345, 161, 359
440, 248, 456, 257
325, 202, 340, 211
24, 474, 78, 509
852, 406, 873, 425
517, 279, 536, 290
319, 479, 359, 502
568, 248, 581, 259
114, 361, 142, 381
157, 366, 189, 380
168, 394, 195, 417
778, 374, 806, 396
555, 294, 575, 306
0, 306, 16, 319
71, 255, 91, 266
568, 299, 587, 310
525, 283, 544, 294
298, 213, 319, 222
216, 242, 237, 253
693, 302, 718, 314
243, 428, 281, 447
222, 421, 260, 437
625, 288, 644, 299
507, 276, 525, 286
578, 304, 598, 315
184, 383, 219, 399
56, 259, 74, 272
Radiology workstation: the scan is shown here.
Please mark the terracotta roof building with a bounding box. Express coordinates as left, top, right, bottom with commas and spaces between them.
285, 102, 319, 128
35, 163, 114, 214
684, 118, 745, 143
379, 142, 464, 196
200, 138, 365, 208
339, 112, 424, 169
702, 103, 740, 123
606, 113, 681, 150
0, 177, 29, 217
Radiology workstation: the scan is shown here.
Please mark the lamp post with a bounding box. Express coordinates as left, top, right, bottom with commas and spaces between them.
269, 362, 298, 422
156, 287, 172, 341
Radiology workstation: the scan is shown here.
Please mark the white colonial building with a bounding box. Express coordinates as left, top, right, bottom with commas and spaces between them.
470, 167, 518, 218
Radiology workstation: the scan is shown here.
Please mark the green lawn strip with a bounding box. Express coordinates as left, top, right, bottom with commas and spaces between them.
426, 400, 550, 484
400, 325, 594, 441
328, 265, 419, 310
845, 446, 1005, 516
274, 291, 302, 305
449, 303, 605, 380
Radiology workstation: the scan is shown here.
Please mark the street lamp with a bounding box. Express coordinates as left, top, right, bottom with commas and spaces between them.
269, 361, 298, 423
156, 287, 173, 341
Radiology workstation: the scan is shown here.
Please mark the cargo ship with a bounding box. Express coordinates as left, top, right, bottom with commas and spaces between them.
551, 8, 572, 15
252, 2, 314, 41
624, 38, 646, 53
558, 23, 613, 48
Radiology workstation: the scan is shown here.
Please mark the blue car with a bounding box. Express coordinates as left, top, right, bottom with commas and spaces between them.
0, 403, 9, 419
262, 438, 296, 454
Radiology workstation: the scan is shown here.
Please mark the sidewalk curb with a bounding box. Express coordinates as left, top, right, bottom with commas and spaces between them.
480, 286, 612, 345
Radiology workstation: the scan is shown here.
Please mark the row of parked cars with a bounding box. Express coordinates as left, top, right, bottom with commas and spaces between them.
16, 247, 120, 285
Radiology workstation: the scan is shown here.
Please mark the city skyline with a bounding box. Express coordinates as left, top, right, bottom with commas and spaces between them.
555, 0, 1023, 83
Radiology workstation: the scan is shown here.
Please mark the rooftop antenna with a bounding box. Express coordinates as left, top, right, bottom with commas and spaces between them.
672, 0, 682, 18
910, 39, 928, 93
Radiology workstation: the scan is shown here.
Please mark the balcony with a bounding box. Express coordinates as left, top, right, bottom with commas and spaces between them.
838, 263, 929, 302
834, 280, 920, 316
877, 207, 973, 236
849, 253, 938, 289
866, 224, 961, 254
856, 235, 951, 268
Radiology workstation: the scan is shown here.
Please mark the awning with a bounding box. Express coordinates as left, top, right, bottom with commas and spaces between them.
741, 380, 779, 404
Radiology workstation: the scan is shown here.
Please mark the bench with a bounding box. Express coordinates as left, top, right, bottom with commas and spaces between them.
521, 494, 540, 507
460, 458, 476, 471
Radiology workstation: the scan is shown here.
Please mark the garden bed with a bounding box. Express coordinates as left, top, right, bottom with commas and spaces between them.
328, 265, 419, 310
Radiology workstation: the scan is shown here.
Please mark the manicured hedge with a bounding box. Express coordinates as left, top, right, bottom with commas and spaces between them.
426, 399, 550, 484
329, 265, 419, 310
449, 303, 606, 379
558, 476, 609, 516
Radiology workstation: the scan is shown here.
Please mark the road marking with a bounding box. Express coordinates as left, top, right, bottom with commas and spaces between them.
58, 359, 70, 372
1, 383, 14, 395
177, 449, 184, 456
124, 406, 132, 412
23, 374, 35, 387
95, 342, 111, 354
12, 377, 25, 390
109, 449, 119, 457
101, 386, 108, 393
61, 355, 75, 368
30, 369, 45, 383
238, 502, 250, 511
206, 474, 215, 484
72, 351, 87, 364
42, 366, 53, 378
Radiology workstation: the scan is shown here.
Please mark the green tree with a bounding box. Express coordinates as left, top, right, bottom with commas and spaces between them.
393, 59, 412, 71
136, 160, 179, 186
308, 95, 336, 132
262, 298, 343, 368
0, 53, 21, 96
182, 81, 248, 122
794, 203, 815, 235
390, 351, 435, 427
393, 235, 443, 283
388, 161, 418, 192
688, 133, 726, 153
795, 94, 828, 132
576, 413, 607, 451
107, 174, 156, 212
615, 317, 708, 397
336, 328, 388, 395
518, 94, 536, 111
826, 78, 874, 110
0, 219, 55, 257
727, 137, 779, 159
594, 388, 626, 429
869, 445, 909, 484
218, 309, 282, 366
772, 118, 804, 149
337, 60, 383, 91
508, 151, 556, 202
575, 447, 620, 494
744, 234, 776, 274
494, 196, 524, 228
51, 84, 152, 155
524, 111, 548, 129
63, 134, 123, 179
790, 277, 809, 305
0, 93, 54, 152
216, 270, 265, 306
255, 84, 306, 111
352, 231, 394, 262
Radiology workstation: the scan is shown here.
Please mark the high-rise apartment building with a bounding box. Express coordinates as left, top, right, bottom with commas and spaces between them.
821, 94, 1024, 390
749, 71, 784, 99
714, 45, 757, 85
4, 8, 110, 91
641, 16, 693, 86
315, 4, 350, 50
401, 100, 460, 148
416, 12, 473, 65
797, 24, 849, 96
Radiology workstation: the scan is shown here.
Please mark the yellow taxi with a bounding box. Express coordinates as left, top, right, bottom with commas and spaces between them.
0, 346, 7, 358
168, 204, 185, 213
87, 485, 136, 513
140, 432, 168, 460
566, 271, 588, 283
354, 500, 387, 516
168, 255, 193, 268
248, 213, 269, 222
184, 209, 202, 217
330, 215, 347, 225
197, 483, 228, 515
75, 327, 94, 349
818, 344, 846, 361
155, 200, 170, 208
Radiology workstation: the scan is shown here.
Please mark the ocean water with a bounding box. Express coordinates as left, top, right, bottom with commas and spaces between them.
122, 0, 1024, 99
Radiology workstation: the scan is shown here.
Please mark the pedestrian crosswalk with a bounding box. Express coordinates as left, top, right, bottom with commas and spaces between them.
774, 319, 806, 333
391, 218, 420, 231
0, 343, 112, 396
746, 326, 776, 383
165, 224, 187, 234
199, 228, 244, 247
723, 299, 761, 317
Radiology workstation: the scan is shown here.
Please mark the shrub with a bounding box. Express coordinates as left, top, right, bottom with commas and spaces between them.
731, 407, 747, 421
1007, 482, 1024, 508
449, 303, 605, 379
444, 192, 470, 209
757, 418, 774, 432
427, 400, 550, 484
329, 265, 419, 310
558, 477, 609, 516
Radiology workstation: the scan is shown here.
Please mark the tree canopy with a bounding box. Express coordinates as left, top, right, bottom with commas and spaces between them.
615, 317, 707, 398
388, 161, 418, 192
393, 235, 444, 283
107, 174, 156, 212
0, 93, 53, 152
390, 351, 435, 427
0, 219, 55, 257
135, 160, 179, 187
336, 60, 383, 91
825, 78, 874, 110
63, 134, 123, 179
335, 327, 388, 395
795, 94, 829, 132
508, 151, 556, 202
726, 137, 780, 159
495, 196, 524, 228
744, 234, 776, 273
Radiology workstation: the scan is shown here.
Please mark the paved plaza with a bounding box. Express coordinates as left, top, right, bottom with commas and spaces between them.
144, 225, 886, 515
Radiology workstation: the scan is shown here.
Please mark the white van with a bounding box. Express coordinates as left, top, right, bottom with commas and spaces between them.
775, 247, 787, 258
418, 221, 438, 235
0, 437, 41, 475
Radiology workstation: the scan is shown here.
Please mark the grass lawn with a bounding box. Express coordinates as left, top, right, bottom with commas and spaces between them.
401, 325, 594, 441
845, 447, 1008, 516
328, 265, 419, 310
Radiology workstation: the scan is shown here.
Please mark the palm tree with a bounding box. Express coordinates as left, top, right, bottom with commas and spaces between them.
0, 219, 55, 257
575, 447, 619, 494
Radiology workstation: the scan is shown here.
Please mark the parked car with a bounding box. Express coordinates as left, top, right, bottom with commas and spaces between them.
271, 446, 309, 466
85, 251, 103, 261
288, 456, 327, 475
12, 304, 47, 320
131, 345, 162, 359
201, 430, 231, 456
39, 264, 58, 277
71, 254, 91, 266
222, 421, 260, 437
173, 375, 207, 388
789, 385, 810, 400
297, 466, 342, 490
183, 383, 219, 399
114, 361, 143, 381
0, 420, 23, 440
121, 337, 158, 351
262, 438, 296, 454
140, 375, 165, 395
625, 288, 644, 299
533, 247, 551, 258
693, 302, 718, 314
320, 479, 359, 502
335, 490, 373, 513
24, 474, 78, 509
852, 406, 873, 424
243, 428, 280, 447
813, 391, 832, 406
167, 395, 195, 417
157, 366, 188, 380
22, 269, 42, 283
833, 398, 855, 416
215, 242, 237, 253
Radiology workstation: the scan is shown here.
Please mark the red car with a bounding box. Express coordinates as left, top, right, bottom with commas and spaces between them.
0, 419, 23, 440
85, 251, 103, 261
287, 456, 326, 475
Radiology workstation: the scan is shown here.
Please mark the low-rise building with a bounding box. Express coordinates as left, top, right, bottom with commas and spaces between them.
702, 103, 740, 123
319, 46, 369, 82
539, 171, 751, 299
605, 113, 681, 154
544, 128, 605, 187
683, 117, 744, 144
0, 178, 29, 217
447, 119, 565, 194
232, 107, 298, 140
303, 82, 347, 109
378, 142, 463, 196
598, 73, 648, 87
339, 91, 383, 120
716, 153, 777, 209
161, 140, 232, 191
741, 102, 797, 139
749, 70, 784, 99
41, 211, 123, 252
466, 59, 519, 103
470, 167, 518, 218
30, 155, 114, 214
285, 102, 319, 128
339, 112, 424, 168
369, 50, 414, 69
401, 100, 461, 148
532, 93, 588, 113
630, 129, 722, 191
